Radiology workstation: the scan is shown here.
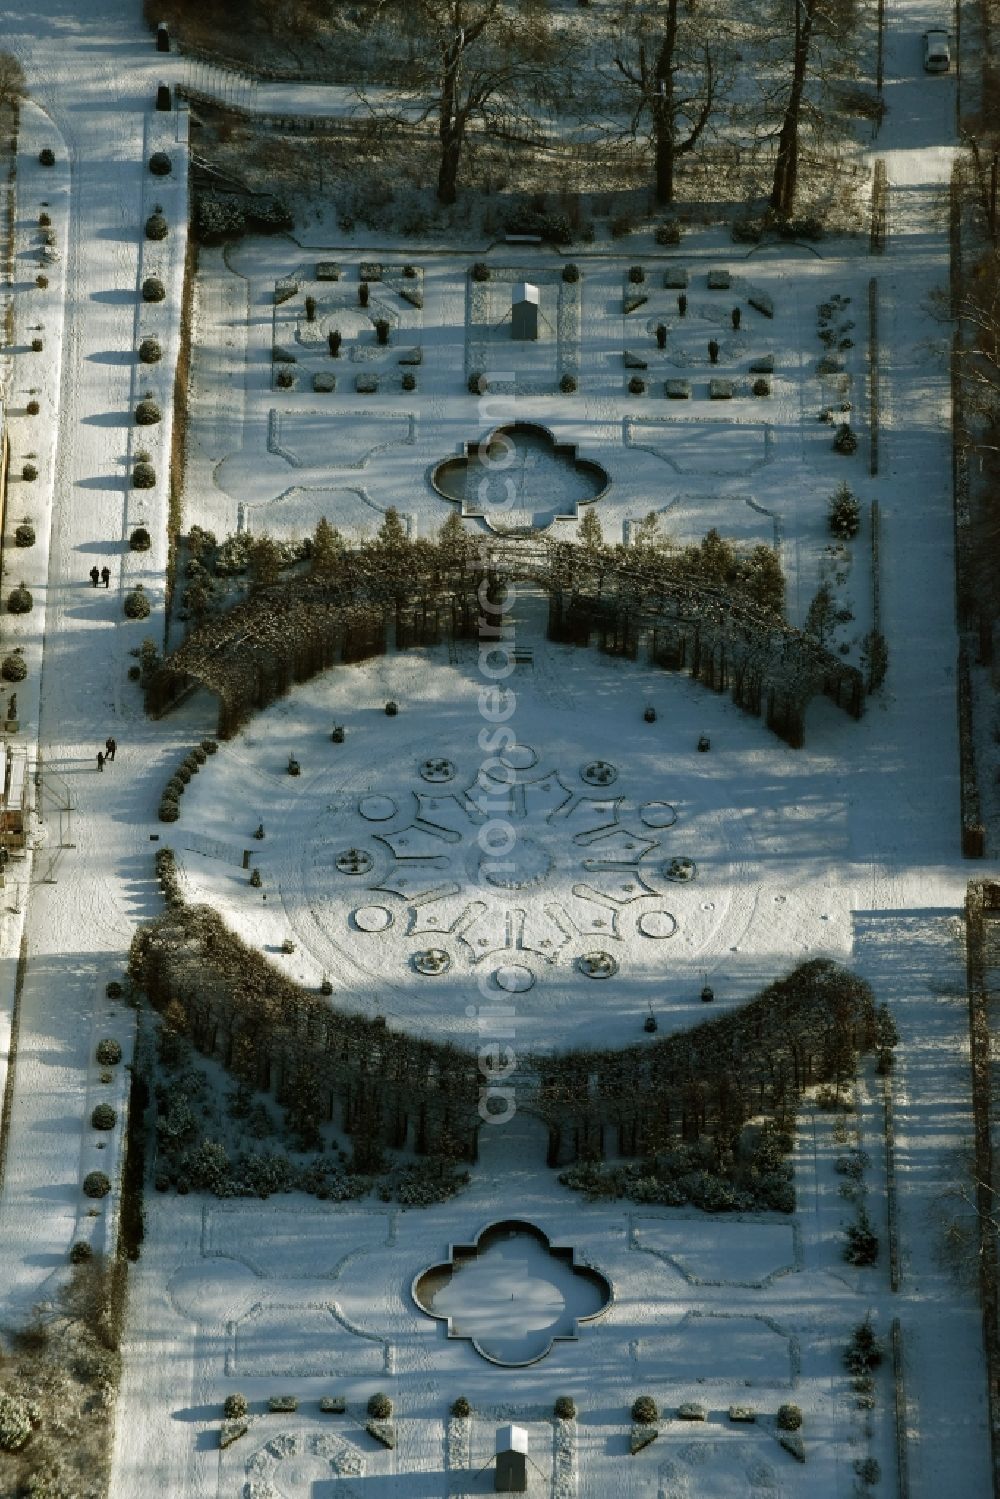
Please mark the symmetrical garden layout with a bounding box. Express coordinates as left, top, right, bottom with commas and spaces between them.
0, 16, 982, 1491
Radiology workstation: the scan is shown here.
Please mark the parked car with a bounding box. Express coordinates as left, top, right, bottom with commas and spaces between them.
923, 29, 951, 72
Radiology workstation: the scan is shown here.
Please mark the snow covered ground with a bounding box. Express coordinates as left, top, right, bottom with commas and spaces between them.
0, 0, 990, 1497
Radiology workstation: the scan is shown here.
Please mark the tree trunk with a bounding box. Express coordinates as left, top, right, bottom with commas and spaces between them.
653, 0, 680, 205
770, 0, 814, 217
437, 127, 463, 205
654, 107, 675, 206
437, 45, 465, 205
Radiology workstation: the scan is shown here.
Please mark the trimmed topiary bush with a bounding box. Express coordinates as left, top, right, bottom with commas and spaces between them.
39, 147, 55, 166
401, 372, 416, 392
268, 1395, 299, 1413
451, 1396, 471, 1418
132, 461, 156, 488
69, 1240, 93, 1264
135, 398, 161, 424
124, 585, 151, 619
145, 211, 168, 241
776, 1403, 802, 1431
628, 375, 646, 395
562, 262, 580, 282
628, 265, 645, 283
106, 979, 123, 997
471, 262, 490, 282
30, 338, 42, 353
8, 584, 32, 614
554, 1396, 576, 1419
91, 1103, 116, 1130
275, 368, 294, 389
833, 422, 858, 454
224, 1393, 249, 1420
96, 1038, 122, 1065
139, 337, 162, 364
158, 798, 179, 823
149, 151, 171, 176
560, 373, 577, 393
202, 739, 219, 754
26, 399, 39, 415
632, 1395, 658, 1424
83, 1170, 111, 1199
468, 371, 487, 395
21, 462, 37, 481
142, 276, 165, 302
1, 654, 27, 682
14, 521, 35, 547
35, 274, 48, 288
368, 1392, 393, 1420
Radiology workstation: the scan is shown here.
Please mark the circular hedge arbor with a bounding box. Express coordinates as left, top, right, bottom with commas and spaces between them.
145, 534, 862, 748
132, 528, 873, 1180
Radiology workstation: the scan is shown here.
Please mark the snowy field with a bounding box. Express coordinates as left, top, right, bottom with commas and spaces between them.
0, 1, 990, 1498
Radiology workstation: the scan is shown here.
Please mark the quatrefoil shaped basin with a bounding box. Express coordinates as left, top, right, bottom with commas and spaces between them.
431, 421, 610, 534
412, 1218, 612, 1366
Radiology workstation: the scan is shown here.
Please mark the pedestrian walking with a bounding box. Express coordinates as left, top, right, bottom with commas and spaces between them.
105, 736, 116, 762
731, 306, 741, 331
677, 293, 687, 317
708, 338, 720, 364
89, 566, 100, 587
96, 751, 104, 772
101, 566, 110, 588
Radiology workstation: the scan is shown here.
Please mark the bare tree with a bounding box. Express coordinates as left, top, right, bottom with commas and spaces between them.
765, 0, 861, 217
609, 0, 725, 206
369, 0, 557, 205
